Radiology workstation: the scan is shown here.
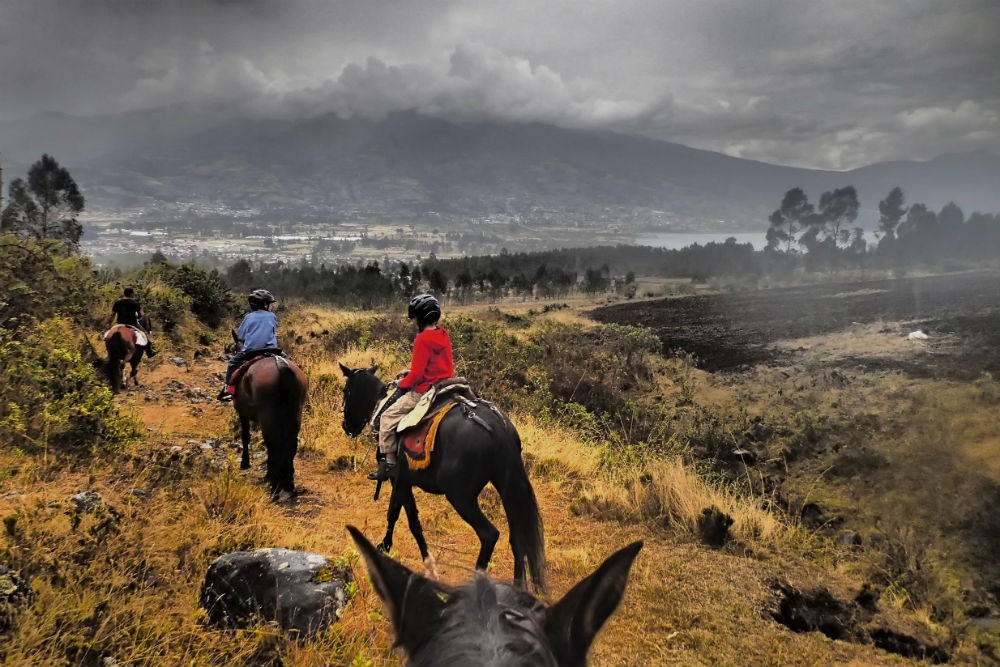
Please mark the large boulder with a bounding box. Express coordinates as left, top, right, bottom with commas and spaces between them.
199, 549, 353, 638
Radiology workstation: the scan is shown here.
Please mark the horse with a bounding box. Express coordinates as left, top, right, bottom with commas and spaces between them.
233, 354, 309, 500
348, 525, 642, 667
339, 364, 546, 591
103, 315, 151, 393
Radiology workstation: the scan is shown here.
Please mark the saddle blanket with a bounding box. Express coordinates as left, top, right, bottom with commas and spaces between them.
104, 325, 147, 347
400, 402, 457, 470
396, 378, 474, 432
227, 351, 284, 394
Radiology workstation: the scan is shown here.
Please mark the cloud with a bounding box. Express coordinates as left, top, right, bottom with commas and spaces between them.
0, 0, 998, 168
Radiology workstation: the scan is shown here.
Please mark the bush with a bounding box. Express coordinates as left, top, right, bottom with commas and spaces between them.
0, 235, 101, 330
0, 318, 141, 454
141, 261, 238, 329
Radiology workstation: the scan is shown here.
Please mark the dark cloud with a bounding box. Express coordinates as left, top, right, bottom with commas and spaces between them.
0, 0, 997, 168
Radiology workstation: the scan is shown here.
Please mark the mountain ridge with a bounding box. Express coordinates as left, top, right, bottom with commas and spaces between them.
2, 108, 998, 228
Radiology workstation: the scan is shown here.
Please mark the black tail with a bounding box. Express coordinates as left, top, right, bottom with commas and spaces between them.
496, 431, 547, 592
260, 358, 305, 495
105, 332, 125, 393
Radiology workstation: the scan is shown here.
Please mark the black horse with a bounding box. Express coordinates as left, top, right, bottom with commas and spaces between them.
340, 364, 546, 591
349, 525, 642, 667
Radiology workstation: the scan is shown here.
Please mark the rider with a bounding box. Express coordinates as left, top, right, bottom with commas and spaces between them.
108, 286, 156, 357
218, 288, 279, 401
368, 293, 454, 481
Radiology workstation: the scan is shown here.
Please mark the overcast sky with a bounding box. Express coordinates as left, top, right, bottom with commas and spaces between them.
1, 0, 997, 169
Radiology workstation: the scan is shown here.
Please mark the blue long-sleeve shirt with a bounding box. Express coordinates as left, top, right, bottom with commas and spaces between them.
237, 310, 278, 350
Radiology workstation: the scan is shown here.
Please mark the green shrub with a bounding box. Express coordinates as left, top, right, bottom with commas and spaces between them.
140, 261, 238, 329
0, 235, 101, 330
0, 318, 141, 454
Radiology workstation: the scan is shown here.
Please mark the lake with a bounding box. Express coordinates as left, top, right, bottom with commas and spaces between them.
633, 231, 768, 250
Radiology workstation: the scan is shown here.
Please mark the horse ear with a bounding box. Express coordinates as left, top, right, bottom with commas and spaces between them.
369, 364, 379, 374
347, 526, 449, 655
339, 362, 353, 376
544, 541, 643, 666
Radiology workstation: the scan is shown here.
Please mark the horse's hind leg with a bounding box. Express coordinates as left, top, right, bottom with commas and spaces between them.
239, 417, 252, 470
130, 361, 141, 386
446, 491, 500, 573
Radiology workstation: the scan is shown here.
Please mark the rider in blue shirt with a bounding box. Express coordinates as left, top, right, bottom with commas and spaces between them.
218, 289, 280, 401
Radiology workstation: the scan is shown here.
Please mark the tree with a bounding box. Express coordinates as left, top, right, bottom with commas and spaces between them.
817, 185, 860, 247
766, 187, 813, 252
877, 186, 907, 241
938, 201, 965, 227
1, 154, 85, 246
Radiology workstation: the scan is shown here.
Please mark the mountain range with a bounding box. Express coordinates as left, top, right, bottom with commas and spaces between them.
2, 107, 999, 229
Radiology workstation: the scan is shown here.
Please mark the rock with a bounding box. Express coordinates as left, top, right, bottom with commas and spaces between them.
169, 356, 187, 367
800, 502, 826, 528
744, 419, 771, 442
129, 488, 150, 498
66, 491, 121, 531
838, 530, 862, 549
200, 548, 353, 637
907, 330, 929, 340
697, 506, 733, 548
70, 490, 105, 513
0, 564, 33, 631
730, 448, 757, 464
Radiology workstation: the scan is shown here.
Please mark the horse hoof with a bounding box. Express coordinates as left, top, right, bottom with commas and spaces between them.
377, 542, 391, 554
240, 462, 250, 470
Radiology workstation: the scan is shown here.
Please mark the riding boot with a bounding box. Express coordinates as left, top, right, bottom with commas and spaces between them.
367, 457, 397, 481
146, 342, 157, 358
217, 387, 233, 402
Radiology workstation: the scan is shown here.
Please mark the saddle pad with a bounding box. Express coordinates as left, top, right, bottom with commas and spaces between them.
396, 386, 438, 432
396, 380, 475, 432
103, 325, 147, 347
401, 402, 457, 470
229, 353, 276, 390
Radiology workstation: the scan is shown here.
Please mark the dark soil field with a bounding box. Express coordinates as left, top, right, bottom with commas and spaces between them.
591, 270, 1000, 376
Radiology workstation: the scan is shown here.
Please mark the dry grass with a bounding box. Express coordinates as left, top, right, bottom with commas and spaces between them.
1, 304, 979, 666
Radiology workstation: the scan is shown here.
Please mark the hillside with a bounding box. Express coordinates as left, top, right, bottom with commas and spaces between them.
3, 293, 995, 665
3, 110, 999, 229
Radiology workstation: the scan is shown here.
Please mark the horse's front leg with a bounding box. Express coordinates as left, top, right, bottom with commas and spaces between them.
239, 417, 252, 470
378, 483, 404, 554
400, 485, 437, 579
130, 360, 141, 386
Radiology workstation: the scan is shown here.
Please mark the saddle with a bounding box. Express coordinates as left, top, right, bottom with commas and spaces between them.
391, 379, 500, 470
227, 349, 284, 394
104, 325, 148, 348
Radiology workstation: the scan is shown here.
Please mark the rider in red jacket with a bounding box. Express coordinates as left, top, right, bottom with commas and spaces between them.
369, 294, 454, 481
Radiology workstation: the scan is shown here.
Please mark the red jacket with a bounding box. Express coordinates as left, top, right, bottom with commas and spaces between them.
398, 327, 454, 393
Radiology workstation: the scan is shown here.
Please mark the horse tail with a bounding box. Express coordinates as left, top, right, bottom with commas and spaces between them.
260, 358, 305, 493
495, 428, 547, 592
105, 331, 126, 393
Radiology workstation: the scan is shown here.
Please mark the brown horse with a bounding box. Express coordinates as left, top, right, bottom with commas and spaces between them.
104, 324, 148, 393
233, 354, 309, 500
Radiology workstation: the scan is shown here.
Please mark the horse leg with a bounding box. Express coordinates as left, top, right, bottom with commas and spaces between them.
398, 485, 436, 577
240, 417, 251, 470
378, 484, 404, 554
130, 359, 140, 386
446, 491, 500, 573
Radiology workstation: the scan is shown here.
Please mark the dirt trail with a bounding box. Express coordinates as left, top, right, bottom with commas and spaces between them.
117, 357, 921, 666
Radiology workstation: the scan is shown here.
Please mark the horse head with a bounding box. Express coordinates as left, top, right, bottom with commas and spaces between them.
348, 525, 642, 667
339, 363, 383, 437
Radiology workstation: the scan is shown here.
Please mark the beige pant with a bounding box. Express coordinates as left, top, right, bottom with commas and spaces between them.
378, 389, 424, 454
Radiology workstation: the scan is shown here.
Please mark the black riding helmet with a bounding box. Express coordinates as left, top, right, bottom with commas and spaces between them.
248, 288, 277, 310
408, 293, 441, 325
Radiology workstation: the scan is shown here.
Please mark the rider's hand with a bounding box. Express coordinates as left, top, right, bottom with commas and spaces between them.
395, 369, 410, 380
